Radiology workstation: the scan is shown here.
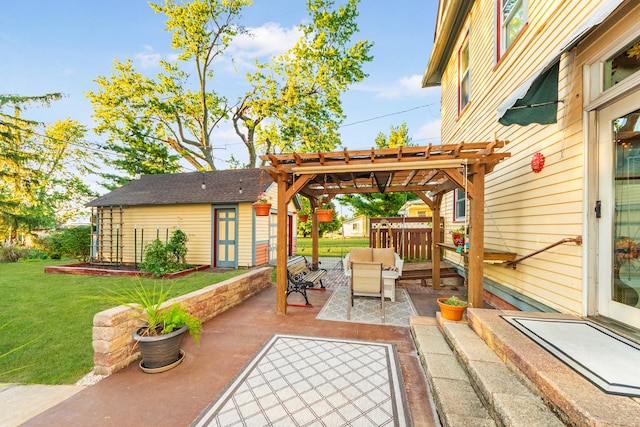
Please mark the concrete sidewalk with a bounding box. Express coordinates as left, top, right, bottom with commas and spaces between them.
0, 384, 84, 427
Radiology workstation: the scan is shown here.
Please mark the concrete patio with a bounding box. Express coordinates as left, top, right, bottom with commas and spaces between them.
15, 263, 458, 427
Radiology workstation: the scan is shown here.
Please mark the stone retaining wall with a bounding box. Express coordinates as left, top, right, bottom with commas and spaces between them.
92, 267, 272, 375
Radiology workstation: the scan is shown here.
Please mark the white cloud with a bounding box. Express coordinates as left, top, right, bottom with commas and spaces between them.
413, 119, 442, 144
135, 45, 162, 69
354, 74, 440, 99
228, 22, 301, 69
378, 74, 430, 99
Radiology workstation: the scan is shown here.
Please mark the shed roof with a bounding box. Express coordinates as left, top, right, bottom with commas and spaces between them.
86, 168, 273, 207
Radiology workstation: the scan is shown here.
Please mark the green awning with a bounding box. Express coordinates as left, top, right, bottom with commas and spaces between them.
498, 61, 560, 126
496, 0, 625, 127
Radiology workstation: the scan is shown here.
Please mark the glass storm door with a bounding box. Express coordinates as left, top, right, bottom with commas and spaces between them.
216, 208, 236, 268
598, 90, 640, 328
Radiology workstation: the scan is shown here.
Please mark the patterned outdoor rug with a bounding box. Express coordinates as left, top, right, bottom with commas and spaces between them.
315, 287, 417, 327
502, 316, 640, 397
191, 334, 411, 426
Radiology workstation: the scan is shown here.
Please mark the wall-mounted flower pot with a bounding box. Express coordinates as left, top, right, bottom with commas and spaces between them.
316, 209, 334, 222
437, 298, 468, 321
253, 202, 271, 216
451, 232, 464, 247
298, 214, 309, 223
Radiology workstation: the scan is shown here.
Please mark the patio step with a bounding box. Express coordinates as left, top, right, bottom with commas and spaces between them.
411, 316, 563, 427
466, 309, 640, 426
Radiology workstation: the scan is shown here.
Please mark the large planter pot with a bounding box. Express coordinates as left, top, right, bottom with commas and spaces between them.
133, 325, 188, 371
253, 202, 271, 216
316, 209, 334, 222
437, 298, 468, 321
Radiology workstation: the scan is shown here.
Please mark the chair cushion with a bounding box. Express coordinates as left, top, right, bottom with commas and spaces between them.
350, 248, 373, 263
373, 248, 396, 267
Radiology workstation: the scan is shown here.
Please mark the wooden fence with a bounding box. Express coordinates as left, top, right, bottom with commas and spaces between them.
369, 217, 443, 261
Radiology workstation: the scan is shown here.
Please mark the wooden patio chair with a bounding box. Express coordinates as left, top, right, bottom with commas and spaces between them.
348, 261, 385, 323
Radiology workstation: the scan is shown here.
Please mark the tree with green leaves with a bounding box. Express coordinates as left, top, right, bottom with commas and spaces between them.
0, 94, 96, 242
235, 0, 373, 163
87, 0, 252, 179
339, 122, 417, 217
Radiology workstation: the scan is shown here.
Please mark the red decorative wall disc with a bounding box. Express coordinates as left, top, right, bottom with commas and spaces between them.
531, 152, 545, 173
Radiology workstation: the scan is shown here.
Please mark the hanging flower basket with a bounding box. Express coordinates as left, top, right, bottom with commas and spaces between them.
298, 214, 309, 223
253, 202, 271, 216
316, 209, 334, 222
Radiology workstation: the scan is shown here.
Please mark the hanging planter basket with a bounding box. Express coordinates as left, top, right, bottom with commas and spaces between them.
316, 209, 334, 222
253, 202, 271, 216
298, 214, 309, 223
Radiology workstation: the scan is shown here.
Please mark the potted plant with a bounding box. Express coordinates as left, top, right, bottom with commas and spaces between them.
297, 207, 310, 223
437, 295, 468, 321
104, 281, 202, 373
253, 192, 272, 216
316, 206, 334, 222
450, 227, 466, 248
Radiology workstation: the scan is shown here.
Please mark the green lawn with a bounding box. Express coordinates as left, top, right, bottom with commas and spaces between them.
0, 259, 245, 385
296, 237, 369, 257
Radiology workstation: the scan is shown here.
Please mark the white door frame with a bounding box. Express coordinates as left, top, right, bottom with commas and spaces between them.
596, 89, 640, 328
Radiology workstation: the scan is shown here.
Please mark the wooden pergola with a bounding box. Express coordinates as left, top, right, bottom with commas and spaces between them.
260, 142, 510, 315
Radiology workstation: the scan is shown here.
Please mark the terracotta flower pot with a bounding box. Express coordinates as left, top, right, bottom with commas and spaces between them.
253, 202, 271, 216
298, 214, 309, 223
437, 298, 468, 321
316, 209, 334, 222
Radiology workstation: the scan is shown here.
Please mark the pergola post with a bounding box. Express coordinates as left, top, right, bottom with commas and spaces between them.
468, 164, 485, 308
311, 200, 320, 270
276, 173, 288, 315
432, 194, 443, 290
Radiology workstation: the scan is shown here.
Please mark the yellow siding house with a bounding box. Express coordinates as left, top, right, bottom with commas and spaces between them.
424, 0, 640, 330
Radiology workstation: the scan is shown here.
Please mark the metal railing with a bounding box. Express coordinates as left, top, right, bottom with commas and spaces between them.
506, 236, 582, 269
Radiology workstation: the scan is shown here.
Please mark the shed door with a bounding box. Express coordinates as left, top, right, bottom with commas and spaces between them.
597, 89, 640, 328
215, 208, 237, 268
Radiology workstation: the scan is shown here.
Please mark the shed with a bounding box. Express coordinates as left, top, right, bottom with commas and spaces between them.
86, 169, 296, 268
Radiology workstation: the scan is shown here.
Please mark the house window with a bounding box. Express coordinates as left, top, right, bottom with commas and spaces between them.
352, 223, 359, 231
417, 211, 427, 217
459, 32, 470, 113
454, 188, 466, 222
497, 0, 526, 60
603, 36, 640, 91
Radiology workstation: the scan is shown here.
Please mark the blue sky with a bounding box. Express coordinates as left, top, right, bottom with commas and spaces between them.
1, 1, 441, 172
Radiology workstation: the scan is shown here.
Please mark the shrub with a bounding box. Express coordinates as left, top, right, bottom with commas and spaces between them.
140, 239, 174, 278
139, 229, 190, 278
25, 249, 50, 260
0, 245, 28, 262
41, 226, 91, 261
